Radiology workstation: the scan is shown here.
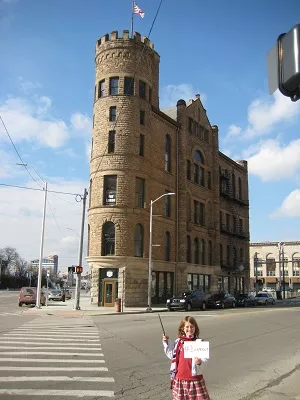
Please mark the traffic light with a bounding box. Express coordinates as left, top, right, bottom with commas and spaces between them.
68, 266, 75, 273
76, 266, 83, 274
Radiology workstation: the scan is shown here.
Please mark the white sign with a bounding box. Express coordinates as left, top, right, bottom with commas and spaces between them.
184, 340, 210, 359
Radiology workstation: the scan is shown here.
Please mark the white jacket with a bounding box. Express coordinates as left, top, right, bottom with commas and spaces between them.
163, 338, 205, 377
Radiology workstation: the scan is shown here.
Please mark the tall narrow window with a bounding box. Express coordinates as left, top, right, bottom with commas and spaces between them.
109, 106, 116, 121
139, 80, 146, 99
208, 240, 213, 265
194, 238, 199, 264
232, 173, 236, 198
164, 232, 171, 261
226, 245, 230, 265
103, 175, 117, 205
238, 177, 242, 200
194, 200, 199, 224
239, 248, 244, 265
193, 164, 199, 183
140, 110, 145, 125
149, 87, 152, 104
220, 244, 223, 265
233, 247, 237, 267
165, 135, 171, 172
200, 167, 205, 186
219, 211, 223, 230
199, 202, 205, 226
186, 236, 191, 263
164, 191, 171, 217
108, 130, 115, 153
102, 222, 115, 256
98, 80, 105, 98
109, 77, 119, 95
124, 77, 134, 95
139, 135, 144, 156
226, 213, 230, 230
187, 160, 191, 181
135, 178, 145, 208
207, 171, 212, 189
201, 239, 206, 265
134, 224, 144, 257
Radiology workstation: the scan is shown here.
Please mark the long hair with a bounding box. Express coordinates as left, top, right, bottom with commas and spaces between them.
177, 316, 200, 338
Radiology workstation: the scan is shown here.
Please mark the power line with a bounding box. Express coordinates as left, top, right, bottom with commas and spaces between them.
0, 183, 82, 197
91, 0, 164, 179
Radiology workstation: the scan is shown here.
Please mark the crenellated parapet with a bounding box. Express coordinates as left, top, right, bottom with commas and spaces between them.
96, 30, 154, 50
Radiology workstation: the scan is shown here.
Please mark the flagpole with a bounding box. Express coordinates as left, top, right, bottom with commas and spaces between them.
131, 1, 134, 38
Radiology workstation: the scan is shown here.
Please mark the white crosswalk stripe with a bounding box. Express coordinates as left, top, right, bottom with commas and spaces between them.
0, 316, 115, 398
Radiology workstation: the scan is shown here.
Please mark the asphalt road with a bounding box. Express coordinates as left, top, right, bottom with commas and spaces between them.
1, 291, 300, 399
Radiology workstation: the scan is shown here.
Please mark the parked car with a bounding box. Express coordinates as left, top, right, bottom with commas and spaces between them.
207, 293, 236, 309
235, 293, 257, 307
18, 287, 46, 307
64, 289, 72, 300
48, 289, 63, 301
255, 292, 275, 305
166, 289, 207, 311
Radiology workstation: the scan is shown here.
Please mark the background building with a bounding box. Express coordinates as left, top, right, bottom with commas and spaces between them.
87, 30, 250, 307
250, 242, 300, 291
31, 255, 58, 275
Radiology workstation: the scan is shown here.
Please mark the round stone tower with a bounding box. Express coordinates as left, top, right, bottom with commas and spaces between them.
87, 30, 161, 306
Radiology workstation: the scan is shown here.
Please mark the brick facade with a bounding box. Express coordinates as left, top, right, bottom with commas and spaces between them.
86, 30, 250, 307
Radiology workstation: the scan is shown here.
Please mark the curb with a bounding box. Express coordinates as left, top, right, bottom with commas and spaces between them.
22, 308, 169, 317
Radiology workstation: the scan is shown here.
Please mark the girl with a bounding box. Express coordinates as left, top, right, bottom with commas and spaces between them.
162, 316, 210, 400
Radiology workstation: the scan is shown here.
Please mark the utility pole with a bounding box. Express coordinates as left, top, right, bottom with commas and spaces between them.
74, 188, 88, 310
36, 182, 47, 308
254, 252, 258, 296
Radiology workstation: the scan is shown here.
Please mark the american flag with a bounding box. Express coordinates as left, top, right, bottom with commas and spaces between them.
133, 2, 145, 18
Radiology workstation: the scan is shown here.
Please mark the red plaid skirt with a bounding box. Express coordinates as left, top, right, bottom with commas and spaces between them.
171, 377, 210, 400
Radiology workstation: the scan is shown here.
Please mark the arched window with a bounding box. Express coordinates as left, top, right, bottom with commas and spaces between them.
165, 135, 171, 172
102, 222, 115, 256
164, 231, 171, 261
194, 238, 199, 264
238, 177, 242, 200
193, 150, 205, 186
201, 239, 206, 265
208, 240, 212, 265
186, 236, 191, 263
134, 224, 144, 257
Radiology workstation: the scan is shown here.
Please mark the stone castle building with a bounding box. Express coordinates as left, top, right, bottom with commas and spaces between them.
249, 242, 300, 291
86, 30, 250, 307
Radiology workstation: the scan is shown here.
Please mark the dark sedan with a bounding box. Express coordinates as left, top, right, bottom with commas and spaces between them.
166, 289, 207, 311
207, 293, 236, 309
235, 293, 257, 307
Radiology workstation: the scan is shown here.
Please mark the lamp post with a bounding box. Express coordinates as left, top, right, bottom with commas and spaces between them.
278, 242, 284, 296
254, 252, 259, 295
146, 192, 175, 311
16, 163, 47, 308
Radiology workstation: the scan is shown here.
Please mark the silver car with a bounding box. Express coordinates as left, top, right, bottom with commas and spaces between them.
48, 289, 63, 301
255, 292, 275, 305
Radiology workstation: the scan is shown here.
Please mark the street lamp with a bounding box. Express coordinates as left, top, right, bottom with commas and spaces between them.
17, 163, 47, 308
146, 192, 175, 311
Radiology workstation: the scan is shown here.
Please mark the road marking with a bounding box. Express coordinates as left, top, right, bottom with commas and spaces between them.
2, 337, 99, 342
13, 329, 99, 334
4, 333, 99, 338
0, 389, 114, 397
0, 351, 104, 356
0, 358, 105, 363
0, 366, 108, 371
0, 376, 114, 382
0, 346, 102, 351
0, 340, 101, 346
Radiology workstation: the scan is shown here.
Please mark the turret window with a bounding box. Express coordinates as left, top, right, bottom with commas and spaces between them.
139, 80, 146, 99
98, 80, 105, 98
109, 106, 116, 121
124, 77, 134, 95
108, 131, 115, 153
109, 77, 119, 95
102, 222, 115, 256
103, 175, 117, 206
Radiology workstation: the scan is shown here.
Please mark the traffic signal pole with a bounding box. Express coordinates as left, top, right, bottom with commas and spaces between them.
74, 188, 88, 310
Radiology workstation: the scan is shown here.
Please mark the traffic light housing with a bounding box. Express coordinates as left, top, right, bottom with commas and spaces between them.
76, 266, 83, 274
68, 266, 75, 273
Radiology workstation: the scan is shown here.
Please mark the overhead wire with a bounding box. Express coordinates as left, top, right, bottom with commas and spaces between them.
91, 0, 164, 179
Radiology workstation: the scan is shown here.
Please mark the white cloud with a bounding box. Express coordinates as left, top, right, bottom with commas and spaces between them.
18, 77, 42, 93
247, 137, 300, 181
270, 190, 300, 218
0, 96, 70, 148
71, 113, 92, 136
160, 84, 206, 108
245, 91, 300, 138
0, 178, 89, 267
228, 124, 241, 136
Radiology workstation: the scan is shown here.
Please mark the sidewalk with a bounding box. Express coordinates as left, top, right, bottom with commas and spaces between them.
22, 295, 168, 317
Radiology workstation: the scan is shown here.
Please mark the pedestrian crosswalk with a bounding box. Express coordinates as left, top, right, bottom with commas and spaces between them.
0, 316, 115, 398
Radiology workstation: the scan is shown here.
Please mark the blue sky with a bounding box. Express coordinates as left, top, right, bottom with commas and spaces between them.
0, 0, 300, 270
